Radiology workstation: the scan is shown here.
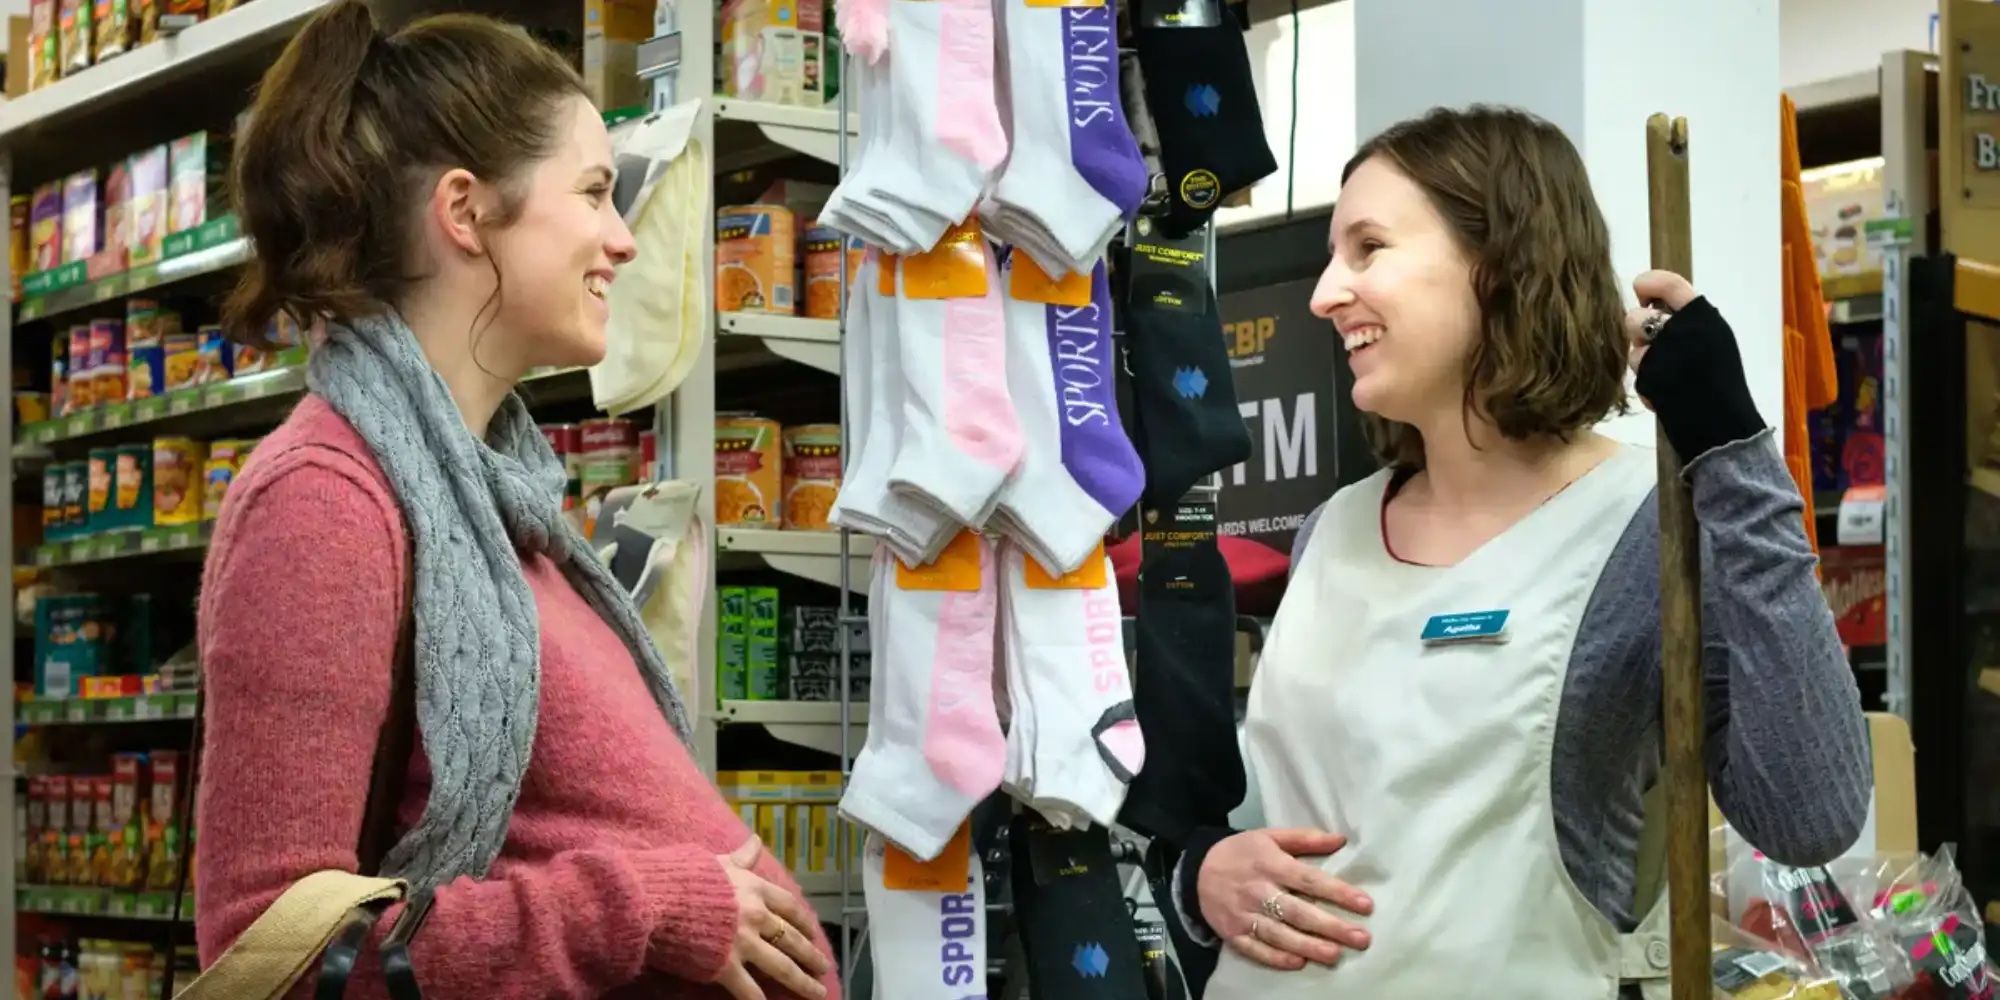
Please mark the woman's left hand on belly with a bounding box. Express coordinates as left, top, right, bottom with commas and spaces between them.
1196, 828, 1375, 971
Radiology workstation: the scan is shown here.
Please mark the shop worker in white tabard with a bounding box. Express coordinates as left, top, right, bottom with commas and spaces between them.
1168, 106, 1872, 998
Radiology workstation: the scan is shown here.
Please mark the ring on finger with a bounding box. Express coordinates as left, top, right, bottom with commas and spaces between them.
764, 927, 788, 945
1260, 892, 1289, 923
1249, 917, 1262, 941
1640, 308, 1672, 344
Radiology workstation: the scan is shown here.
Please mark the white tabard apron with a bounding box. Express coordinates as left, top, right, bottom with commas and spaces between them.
1206, 444, 1674, 999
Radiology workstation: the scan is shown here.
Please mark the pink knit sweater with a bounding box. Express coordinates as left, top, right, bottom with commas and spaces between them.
194, 396, 839, 999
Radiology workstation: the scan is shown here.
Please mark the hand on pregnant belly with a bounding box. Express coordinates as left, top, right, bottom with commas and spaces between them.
1196, 828, 1374, 971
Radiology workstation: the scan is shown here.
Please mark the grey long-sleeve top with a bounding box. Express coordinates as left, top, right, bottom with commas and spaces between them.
1173, 429, 1874, 943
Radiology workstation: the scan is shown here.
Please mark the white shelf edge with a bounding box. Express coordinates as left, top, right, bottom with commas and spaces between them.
711, 700, 870, 726
1785, 68, 1880, 113
712, 97, 859, 166
719, 527, 872, 558
0, 0, 333, 141
718, 313, 841, 374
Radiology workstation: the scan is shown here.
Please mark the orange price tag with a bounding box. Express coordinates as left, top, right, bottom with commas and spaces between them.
895, 529, 983, 592
900, 219, 990, 299
882, 821, 972, 891
1025, 542, 1108, 590
877, 253, 898, 297
1009, 250, 1092, 306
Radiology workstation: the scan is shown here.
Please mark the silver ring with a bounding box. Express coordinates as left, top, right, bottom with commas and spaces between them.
1640, 308, 1672, 344
1260, 892, 1288, 923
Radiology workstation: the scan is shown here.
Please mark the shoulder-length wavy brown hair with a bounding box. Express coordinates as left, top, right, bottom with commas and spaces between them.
1342, 105, 1629, 469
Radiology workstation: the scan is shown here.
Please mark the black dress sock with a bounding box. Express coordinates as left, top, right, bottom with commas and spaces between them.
1116, 526, 1244, 844
1143, 839, 1218, 998
1009, 815, 1149, 1000
1126, 273, 1252, 507
1133, 20, 1276, 237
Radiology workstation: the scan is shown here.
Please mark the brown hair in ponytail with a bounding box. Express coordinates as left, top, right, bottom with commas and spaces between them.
222, 0, 588, 344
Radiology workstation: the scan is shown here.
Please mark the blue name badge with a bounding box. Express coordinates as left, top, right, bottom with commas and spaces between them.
1421, 610, 1511, 644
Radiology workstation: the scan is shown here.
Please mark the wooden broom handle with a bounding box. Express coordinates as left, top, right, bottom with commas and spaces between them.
1645, 112, 1711, 1000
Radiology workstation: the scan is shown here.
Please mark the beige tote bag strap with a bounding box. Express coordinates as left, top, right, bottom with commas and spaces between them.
174, 871, 407, 1000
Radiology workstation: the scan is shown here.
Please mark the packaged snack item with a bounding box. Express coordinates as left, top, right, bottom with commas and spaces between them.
66, 779, 93, 885
126, 145, 168, 266
135, 0, 158, 41
10, 196, 28, 288
151, 438, 205, 525
144, 750, 181, 891
202, 439, 249, 520
24, 777, 47, 883
61, 169, 99, 264
90, 319, 126, 404
114, 444, 152, 529
93, 0, 133, 60
715, 205, 795, 314
66, 325, 94, 411
802, 223, 863, 319
86, 447, 115, 529
60, 461, 88, 532
781, 423, 840, 530
715, 413, 782, 527
29, 182, 62, 273
100, 159, 132, 268
192, 324, 232, 383
42, 466, 65, 539
161, 330, 199, 391
167, 132, 207, 234
14, 392, 51, 425
109, 754, 145, 890
88, 777, 115, 887
58, 0, 91, 76
28, 0, 58, 90
51, 332, 69, 417
125, 299, 165, 401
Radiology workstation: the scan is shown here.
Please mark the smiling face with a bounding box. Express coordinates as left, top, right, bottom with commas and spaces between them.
478, 96, 636, 373
1311, 155, 1483, 428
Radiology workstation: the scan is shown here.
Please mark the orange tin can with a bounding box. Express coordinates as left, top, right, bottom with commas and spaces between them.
715, 205, 796, 315
715, 413, 782, 528
781, 424, 842, 531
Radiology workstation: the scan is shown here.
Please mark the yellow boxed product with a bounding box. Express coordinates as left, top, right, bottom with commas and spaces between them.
755, 803, 786, 865
1800, 156, 1885, 281
582, 0, 654, 111
152, 437, 205, 525
719, 0, 827, 107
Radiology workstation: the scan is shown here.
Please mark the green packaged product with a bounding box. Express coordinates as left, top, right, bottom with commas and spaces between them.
717, 587, 749, 702
746, 587, 782, 700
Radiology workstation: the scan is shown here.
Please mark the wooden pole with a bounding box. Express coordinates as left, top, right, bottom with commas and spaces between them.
1645, 112, 1711, 1000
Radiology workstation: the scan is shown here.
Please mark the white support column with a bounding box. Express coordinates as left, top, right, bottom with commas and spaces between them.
1352, 0, 1784, 451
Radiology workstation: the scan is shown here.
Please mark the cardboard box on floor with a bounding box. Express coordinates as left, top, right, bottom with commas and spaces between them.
584, 0, 656, 112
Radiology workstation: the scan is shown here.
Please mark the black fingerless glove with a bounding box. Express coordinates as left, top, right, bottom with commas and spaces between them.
1633, 295, 1767, 465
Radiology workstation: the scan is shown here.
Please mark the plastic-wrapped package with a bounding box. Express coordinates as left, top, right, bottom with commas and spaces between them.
1858, 848, 1996, 1000
1712, 917, 1848, 1000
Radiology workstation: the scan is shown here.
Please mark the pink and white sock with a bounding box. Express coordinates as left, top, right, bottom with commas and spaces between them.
983, 0, 1147, 275
820, 56, 935, 254
841, 536, 1006, 861
989, 254, 1144, 576
887, 238, 1023, 529
997, 540, 1144, 830
830, 254, 959, 565
864, 0, 1008, 247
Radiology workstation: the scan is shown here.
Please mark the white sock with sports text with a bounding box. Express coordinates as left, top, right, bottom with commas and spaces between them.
862, 831, 988, 1000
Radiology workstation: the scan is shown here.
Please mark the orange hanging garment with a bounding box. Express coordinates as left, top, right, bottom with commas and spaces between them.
1780, 94, 1840, 553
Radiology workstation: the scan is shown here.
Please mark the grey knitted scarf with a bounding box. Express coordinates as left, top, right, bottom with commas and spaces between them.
307, 312, 693, 894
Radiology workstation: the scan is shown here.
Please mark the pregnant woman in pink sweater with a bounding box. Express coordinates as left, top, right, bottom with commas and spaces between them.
192, 5, 837, 999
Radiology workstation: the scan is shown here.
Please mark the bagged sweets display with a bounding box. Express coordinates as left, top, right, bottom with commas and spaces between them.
93, 0, 133, 60
29, 182, 62, 273
57, 0, 91, 76
167, 132, 208, 234
126, 145, 168, 266
60, 169, 99, 264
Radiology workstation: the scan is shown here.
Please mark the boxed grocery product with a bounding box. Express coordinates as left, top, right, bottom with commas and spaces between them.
89, 318, 126, 406
113, 444, 152, 530
719, 0, 827, 106
191, 324, 231, 384
717, 586, 749, 701
1820, 546, 1886, 648
202, 439, 250, 520
9, 195, 27, 286
65, 324, 92, 411
126, 145, 168, 265
51, 331, 68, 417
27, 0, 57, 91
61, 168, 98, 264
100, 158, 131, 268
152, 437, 204, 525
167, 131, 207, 234
28, 181, 61, 273
746, 586, 781, 699
161, 330, 198, 391
35, 593, 111, 698
41, 466, 64, 539
86, 447, 115, 529
57, 0, 89, 76
93, 0, 132, 61
1801, 156, 1885, 282
715, 413, 781, 527
109, 753, 146, 890
780, 423, 839, 530
581, 0, 654, 111
715, 205, 795, 314
59, 460, 88, 533
125, 298, 168, 400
